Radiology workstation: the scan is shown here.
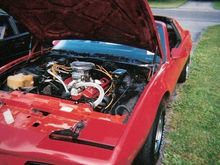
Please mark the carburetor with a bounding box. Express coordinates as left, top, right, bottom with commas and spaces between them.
71, 61, 95, 82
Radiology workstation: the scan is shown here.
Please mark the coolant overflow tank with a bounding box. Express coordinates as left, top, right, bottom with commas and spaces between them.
7, 73, 34, 90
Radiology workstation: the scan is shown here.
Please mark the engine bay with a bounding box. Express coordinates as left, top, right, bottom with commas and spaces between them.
0, 54, 151, 119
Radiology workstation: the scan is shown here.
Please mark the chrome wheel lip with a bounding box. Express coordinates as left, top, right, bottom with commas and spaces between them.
186, 64, 189, 78
154, 112, 164, 154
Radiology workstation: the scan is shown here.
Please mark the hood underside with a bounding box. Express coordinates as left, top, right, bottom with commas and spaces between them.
0, 0, 160, 53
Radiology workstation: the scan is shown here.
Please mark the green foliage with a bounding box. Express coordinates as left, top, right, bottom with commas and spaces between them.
164, 25, 220, 164
148, 0, 187, 8
213, 0, 220, 10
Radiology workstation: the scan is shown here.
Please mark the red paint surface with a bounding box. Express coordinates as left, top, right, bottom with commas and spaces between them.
0, 1, 192, 165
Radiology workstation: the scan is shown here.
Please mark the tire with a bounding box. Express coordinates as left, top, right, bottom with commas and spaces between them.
133, 101, 166, 165
178, 58, 190, 83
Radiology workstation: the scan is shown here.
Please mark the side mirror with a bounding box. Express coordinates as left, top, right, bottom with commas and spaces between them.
171, 48, 186, 59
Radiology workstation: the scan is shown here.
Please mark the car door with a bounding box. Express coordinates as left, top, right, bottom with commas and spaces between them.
156, 20, 188, 93
0, 16, 30, 67
155, 16, 191, 88
169, 20, 191, 80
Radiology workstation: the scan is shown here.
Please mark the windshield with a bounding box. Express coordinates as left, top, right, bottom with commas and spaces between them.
52, 40, 160, 64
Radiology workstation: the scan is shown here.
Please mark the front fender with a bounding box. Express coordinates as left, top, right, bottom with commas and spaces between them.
109, 67, 171, 164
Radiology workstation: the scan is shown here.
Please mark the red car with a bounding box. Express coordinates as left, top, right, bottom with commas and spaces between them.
0, 1, 192, 165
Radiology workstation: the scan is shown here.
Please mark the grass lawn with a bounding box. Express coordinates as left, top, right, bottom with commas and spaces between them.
148, 0, 187, 8
213, 0, 220, 10
163, 25, 220, 164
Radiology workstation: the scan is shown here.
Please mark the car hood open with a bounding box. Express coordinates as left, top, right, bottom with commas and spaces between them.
0, 0, 161, 54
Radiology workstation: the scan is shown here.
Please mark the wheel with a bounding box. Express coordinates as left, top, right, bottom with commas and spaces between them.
178, 58, 190, 83
133, 101, 166, 165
